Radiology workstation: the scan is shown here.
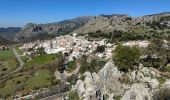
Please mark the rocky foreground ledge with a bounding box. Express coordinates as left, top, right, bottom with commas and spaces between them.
68, 61, 170, 100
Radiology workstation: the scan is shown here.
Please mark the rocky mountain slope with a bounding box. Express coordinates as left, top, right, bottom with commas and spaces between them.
74, 12, 170, 35
14, 16, 93, 42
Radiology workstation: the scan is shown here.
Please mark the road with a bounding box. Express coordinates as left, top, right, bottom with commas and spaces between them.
12, 48, 24, 69
0, 48, 24, 80
64, 61, 81, 78
39, 92, 67, 100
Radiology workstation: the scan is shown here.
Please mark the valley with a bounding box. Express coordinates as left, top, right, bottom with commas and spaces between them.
0, 12, 170, 100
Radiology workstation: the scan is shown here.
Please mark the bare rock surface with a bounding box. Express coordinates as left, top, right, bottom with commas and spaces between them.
73, 61, 125, 100
121, 83, 151, 100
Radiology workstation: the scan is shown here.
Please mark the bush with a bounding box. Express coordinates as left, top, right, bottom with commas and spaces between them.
113, 45, 140, 72
114, 95, 122, 100
142, 39, 170, 69
153, 87, 170, 100
68, 91, 80, 100
120, 74, 131, 84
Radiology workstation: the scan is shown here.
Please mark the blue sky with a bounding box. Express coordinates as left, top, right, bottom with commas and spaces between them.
0, 0, 170, 27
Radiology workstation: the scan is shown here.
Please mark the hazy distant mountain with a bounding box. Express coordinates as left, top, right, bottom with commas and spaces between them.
14, 16, 93, 42
0, 27, 21, 40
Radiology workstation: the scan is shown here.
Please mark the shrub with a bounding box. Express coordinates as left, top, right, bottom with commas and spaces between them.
113, 45, 140, 72
68, 91, 79, 100
156, 77, 166, 85
114, 95, 122, 100
120, 74, 131, 84
142, 39, 170, 69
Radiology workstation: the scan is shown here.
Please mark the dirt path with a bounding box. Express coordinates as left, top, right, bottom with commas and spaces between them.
64, 61, 80, 78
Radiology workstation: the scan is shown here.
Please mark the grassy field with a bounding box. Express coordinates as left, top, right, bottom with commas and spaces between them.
5, 58, 17, 71
0, 50, 14, 60
25, 69, 52, 90
0, 50, 17, 76
0, 80, 16, 98
24, 54, 58, 70
0, 69, 53, 98
0, 50, 18, 97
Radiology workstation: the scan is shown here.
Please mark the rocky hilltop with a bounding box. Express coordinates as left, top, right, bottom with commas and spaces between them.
14, 16, 93, 42
75, 14, 132, 34
74, 12, 170, 34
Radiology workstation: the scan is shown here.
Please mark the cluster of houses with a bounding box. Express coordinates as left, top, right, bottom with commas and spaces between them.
19, 33, 150, 61
122, 40, 150, 48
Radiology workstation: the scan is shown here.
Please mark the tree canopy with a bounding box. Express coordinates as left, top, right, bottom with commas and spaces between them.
113, 44, 140, 72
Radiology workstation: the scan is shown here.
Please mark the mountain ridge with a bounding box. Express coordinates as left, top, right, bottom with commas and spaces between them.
74, 12, 170, 35
1, 12, 170, 43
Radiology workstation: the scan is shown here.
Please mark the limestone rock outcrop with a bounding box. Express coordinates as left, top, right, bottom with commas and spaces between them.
73, 61, 125, 100
121, 84, 151, 100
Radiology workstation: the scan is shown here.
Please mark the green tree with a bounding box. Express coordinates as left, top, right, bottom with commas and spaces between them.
113, 45, 140, 72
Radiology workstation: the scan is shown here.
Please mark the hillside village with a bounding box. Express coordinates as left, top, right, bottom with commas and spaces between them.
19, 33, 150, 61
13, 32, 170, 100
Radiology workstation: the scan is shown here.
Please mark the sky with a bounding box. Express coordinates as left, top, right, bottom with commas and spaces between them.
0, 0, 170, 27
